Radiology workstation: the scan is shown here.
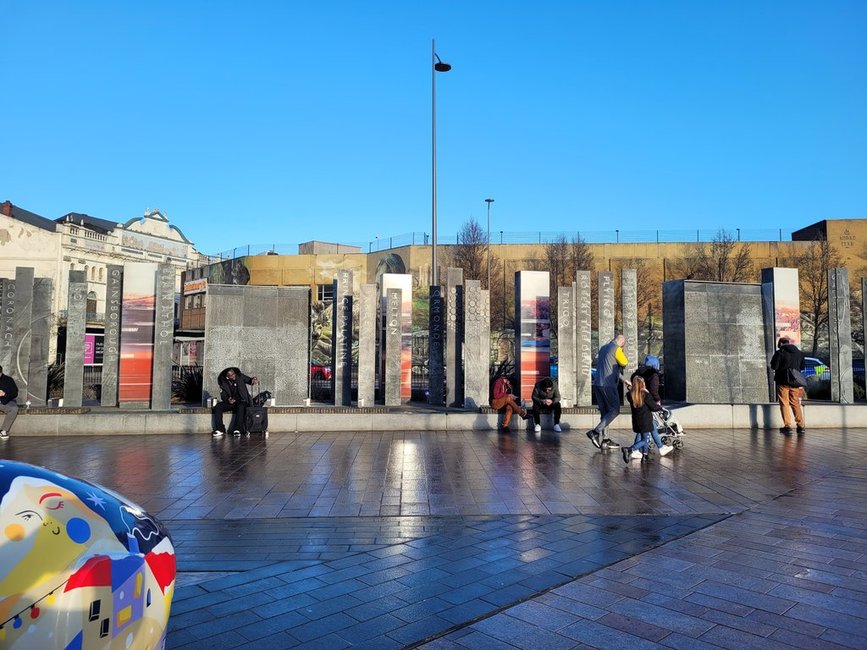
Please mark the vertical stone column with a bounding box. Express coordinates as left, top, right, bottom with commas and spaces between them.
150, 264, 175, 410
557, 285, 575, 406
384, 288, 402, 406
8, 267, 34, 387
621, 268, 638, 376
828, 267, 853, 404
277, 287, 310, 405
101, 265, 123, 406
331, 269, 353, 406
27, 278, 53, 405
446, 268, 464, 407
357, 284, 376, 407
0, 278, 12, 373
598, 271, 615, 346
575, 271, 593, 406
462, 281, 486, 408
428, 285, 445, 405
481, 288, 491, 400
64, 270, 88, 407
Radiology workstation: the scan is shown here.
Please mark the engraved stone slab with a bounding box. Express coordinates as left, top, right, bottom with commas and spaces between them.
357, 284, 376, 407
598, 272, 615, 347
8, 267, 34, 388
481, 288, 491, 403
101, 265, 123, 406
0, 278, 11, 373
557, 285, 575, 406
664, 280, 767, 403
446, 268, 464, 407
331, 269, 353, 406
64, 270, 88, 408
829, 267, 853, 404
384, 288, 402, 406
621, 269, 638, 375
575, 271, 593, 406
27, 277, 52, 405
428, 285, 445, 405
277, 286, 310, 405
151, 264, 175, 410
463, 281, 486, 409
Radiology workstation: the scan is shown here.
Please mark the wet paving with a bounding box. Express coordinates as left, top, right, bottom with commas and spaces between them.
2, 426, 866, 648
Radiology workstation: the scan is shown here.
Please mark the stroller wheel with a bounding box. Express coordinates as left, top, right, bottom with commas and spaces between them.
674, 439, 684, 450
661, 435, 672, 446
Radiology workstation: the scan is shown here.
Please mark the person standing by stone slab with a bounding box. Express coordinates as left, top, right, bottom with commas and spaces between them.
587, 334, 631, 450
0, 365, 19, 439
770, 337, 806, 434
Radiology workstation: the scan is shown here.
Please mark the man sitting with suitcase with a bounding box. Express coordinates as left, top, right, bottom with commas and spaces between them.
212, 367, 258, 437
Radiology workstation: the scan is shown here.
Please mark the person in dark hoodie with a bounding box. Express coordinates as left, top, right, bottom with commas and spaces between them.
629, 355, 673, 458
212, 367, 258, 437
0, 365, 19, 440
770, 337, 806, 433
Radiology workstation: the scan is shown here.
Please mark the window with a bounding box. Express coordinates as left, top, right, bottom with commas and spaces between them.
317, 283, 334, 303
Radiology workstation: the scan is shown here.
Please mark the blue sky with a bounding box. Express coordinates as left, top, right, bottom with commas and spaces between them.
2, 1, 865, 254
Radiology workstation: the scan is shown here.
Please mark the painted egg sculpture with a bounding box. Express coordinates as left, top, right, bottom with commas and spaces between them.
0, 460, 175, 649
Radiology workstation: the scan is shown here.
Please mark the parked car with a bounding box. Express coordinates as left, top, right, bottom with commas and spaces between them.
311, 364, 332, 381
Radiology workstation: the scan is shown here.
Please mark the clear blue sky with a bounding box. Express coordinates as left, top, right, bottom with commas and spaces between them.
2, 1, 866, 254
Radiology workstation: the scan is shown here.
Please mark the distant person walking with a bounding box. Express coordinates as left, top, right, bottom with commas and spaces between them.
0, 365, 19, 440
770, 337, 806, 433
587, 334, 631, 450
490, 375, 527, 433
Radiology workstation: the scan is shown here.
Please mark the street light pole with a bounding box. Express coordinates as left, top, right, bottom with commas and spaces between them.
485, 198, 494, 290
431, 40, 451, 287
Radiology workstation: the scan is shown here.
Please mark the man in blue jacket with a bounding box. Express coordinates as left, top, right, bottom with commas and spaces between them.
586, 335, 632, 450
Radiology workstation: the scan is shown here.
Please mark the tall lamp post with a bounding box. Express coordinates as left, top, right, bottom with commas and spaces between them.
485, 198, 494, 290
431, 40, 451, 287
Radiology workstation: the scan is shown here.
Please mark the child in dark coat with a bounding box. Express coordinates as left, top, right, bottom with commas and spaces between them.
622, 376, 663, 463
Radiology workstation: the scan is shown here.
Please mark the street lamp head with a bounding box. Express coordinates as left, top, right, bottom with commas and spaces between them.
485, 198, 494, 204
434, 53, 451, 72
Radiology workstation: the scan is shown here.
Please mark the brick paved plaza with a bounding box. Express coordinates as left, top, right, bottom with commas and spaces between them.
3, 425, 866, 648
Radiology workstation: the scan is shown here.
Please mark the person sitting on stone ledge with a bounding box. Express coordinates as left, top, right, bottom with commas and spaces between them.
0, 365, 19, 440
532, 377, 562, 434
212, 367, 258, 437
490, 375, 527, 433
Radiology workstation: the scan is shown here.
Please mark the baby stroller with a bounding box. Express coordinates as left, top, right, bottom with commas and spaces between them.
653, 407, 685, 450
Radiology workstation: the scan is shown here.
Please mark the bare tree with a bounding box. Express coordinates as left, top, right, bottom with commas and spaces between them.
446, 217, 505, 329
673, 229, 754, 282
544, 234, 595, 334
447, 218, 488, 281
794, 237, 842, 357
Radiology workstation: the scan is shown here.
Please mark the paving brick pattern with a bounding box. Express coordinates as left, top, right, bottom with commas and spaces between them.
2, 426, 866, 648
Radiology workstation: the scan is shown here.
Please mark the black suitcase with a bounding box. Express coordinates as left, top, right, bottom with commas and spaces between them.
245, 405, 269, 434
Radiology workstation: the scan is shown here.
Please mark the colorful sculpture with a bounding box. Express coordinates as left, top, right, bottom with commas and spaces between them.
0, 460, 175, 649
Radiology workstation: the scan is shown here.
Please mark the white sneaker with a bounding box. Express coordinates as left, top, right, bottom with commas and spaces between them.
553, 424, 562, 432
0, 430, 7, 440
534, 424, 542, 433
659, 444, 674, 456
212, 430, 224, 437
233, 430, 241, 436
630, 450, 643, 459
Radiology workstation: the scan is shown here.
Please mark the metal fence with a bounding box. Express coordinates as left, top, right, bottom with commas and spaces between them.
202, 227, 795, 262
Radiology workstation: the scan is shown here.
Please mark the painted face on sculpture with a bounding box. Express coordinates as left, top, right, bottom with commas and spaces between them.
0, 478, 123, 598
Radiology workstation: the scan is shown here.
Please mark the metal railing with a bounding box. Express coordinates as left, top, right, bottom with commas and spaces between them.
203, 227, 796, 261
